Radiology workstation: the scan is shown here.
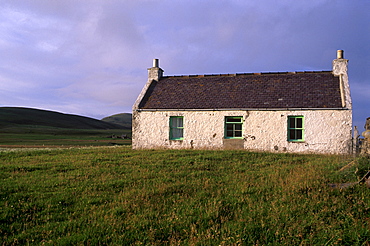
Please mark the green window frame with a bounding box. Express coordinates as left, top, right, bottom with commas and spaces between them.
225, 116, 243, 139
288, 116, 304, 142
169, 116, 184, 140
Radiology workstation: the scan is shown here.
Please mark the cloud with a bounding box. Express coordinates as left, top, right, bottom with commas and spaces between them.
0, 0, 368, 125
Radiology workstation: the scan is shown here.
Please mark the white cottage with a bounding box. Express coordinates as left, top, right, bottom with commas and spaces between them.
132, 50, 352, 154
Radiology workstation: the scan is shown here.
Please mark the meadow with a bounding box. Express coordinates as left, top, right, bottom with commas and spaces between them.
0, 128, 131, 148
0, 146, 369, 245
0, 107, 131, 148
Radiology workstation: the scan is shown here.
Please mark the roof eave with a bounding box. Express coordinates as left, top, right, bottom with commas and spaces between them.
136, 107, 350, 112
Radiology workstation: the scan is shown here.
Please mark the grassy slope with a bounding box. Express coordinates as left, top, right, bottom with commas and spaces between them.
0, 148, 369, 245
0, 107, 124, 130
101, 113, 132, 129
0, 107, 132, 147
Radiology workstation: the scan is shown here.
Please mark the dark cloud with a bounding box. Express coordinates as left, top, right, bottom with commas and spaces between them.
0, 0, 368, 125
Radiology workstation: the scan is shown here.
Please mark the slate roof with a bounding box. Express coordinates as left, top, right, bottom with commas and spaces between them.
138, 71, 343, 110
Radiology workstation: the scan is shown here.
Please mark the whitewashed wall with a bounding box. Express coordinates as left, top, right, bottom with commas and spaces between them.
132, 110, 352, 154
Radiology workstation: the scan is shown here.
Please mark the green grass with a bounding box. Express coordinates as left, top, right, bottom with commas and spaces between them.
0, 147, 369, 245
0, 106, 132, 148
0, 128, 131, 148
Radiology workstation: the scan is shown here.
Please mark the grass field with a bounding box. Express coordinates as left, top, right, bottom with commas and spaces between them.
0, 128, 131, 148
0, 107, 132, 148
1, 147, 369, 245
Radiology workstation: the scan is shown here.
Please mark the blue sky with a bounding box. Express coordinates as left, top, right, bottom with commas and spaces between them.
0, 0, 369, 128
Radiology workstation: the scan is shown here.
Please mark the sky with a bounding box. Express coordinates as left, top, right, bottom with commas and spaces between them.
0, 0, 369, 128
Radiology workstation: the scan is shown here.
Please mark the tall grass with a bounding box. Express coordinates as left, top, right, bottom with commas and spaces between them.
0, 147, 369, 245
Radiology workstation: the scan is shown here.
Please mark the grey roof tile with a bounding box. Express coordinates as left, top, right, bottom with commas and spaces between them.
139, 71, 342, 109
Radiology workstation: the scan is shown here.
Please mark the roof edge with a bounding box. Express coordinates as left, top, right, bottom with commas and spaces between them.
136, 107, 350, 112
161, 70, 333, 79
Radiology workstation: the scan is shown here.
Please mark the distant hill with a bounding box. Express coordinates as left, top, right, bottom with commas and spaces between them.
101, 113, 132, 129
0, 107, 125, 130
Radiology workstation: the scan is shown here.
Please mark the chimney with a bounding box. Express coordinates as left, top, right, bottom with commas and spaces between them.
333, 50, 347, 76
148, 58, 163, 81
332, 50, 351, 109
132, 59, 164, 111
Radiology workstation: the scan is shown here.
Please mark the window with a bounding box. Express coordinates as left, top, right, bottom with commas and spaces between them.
225, 116, 243, 139
288, 116, 304, 142
169, 116, 184, 140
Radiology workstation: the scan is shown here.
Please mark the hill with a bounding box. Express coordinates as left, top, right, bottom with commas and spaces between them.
0, 107, 125, 130
101, 113, 132, 129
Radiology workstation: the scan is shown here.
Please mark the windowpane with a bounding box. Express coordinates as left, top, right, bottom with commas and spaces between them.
289, 118, 296, 128
227, 125, 234, 131
296, 118, 302, 128
171, 117, 183, 128
172, 128, 183, 139
289, 129, 296, 140
227, 118, 242, 123
226, 130, 234, 137
170, 118, 176, 127
296, 130, 302, 139
177, 118, 183, 127
235, 124, 242, 131
235, 131, 242, 137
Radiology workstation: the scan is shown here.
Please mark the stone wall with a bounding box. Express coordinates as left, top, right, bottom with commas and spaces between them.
361, 139, 370, 155
360, 117, 370, 155
132, 109, 352, 154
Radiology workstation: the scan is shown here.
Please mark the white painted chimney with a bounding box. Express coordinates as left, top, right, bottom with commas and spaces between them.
148, 58, 163, 81
332, 50, 351, 109
333, 50, 347, 76
133, 59, 164, 111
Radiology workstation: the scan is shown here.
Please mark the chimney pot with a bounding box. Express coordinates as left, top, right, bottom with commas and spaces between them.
153, 59, 159, 68
337, 50, 344, 59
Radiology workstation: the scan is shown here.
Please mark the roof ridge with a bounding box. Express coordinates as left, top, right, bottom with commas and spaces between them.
162, 70, 332, 78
